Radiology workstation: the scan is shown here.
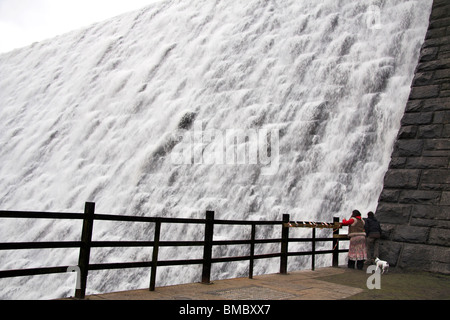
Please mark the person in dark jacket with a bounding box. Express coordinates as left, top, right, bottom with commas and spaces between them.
364, 211, 382, 264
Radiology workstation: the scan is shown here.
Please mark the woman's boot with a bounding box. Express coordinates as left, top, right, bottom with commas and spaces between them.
348, 260, 355, 269
356, 260, 364, 270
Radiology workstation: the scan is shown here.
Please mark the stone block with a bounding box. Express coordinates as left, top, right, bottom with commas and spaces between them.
379, 224, 396, 239
428, 228, 450, 246
399, 190, 441, 205
399, 244, 450, 273
393, 225, 429, 243
376, 203, 411, 224
421, 149, 449, 157
431, 260, 450, 274
439, 90, 450, 97
422, 170, 450, 183
405, 156, 448, 169
425, 27, 447, 40
429, 17, 450, 29
417, 57, 450, 71
431, 246, 450, 266
405, 100, 422, 113
441, 88, 450, 97
411, 217, 450, 229
383, 169, 420, 189
412, 71, 434, 86
433, 110, 450, 123
441, 44, 450, 53
443, 124, 450, 137
420, 170, 450, 190
409, 85, 440, 99
412, 244, 450, 273
440, 90, 450, 97
431, 4, 450, 20
422, 97, 450, 111
401, 112, 433, 125
420, 184, 450, 192
441, 191, 450, 205
411, 204, 450, 220
379, 189, 400, 202
417, 124, 443, 138
378, 240, 402, 266
399, 244, 421, 269
439, 50, 450, 60
432, 0, 450, 9
424, 139, 450, 151
419, 47, 439, 62
398, 126, 417, 139
435, 68, 450, 80
389, 157, 406, 169
393, 140, 424, 157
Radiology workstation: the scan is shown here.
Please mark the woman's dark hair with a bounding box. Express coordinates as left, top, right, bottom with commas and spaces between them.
367, 211, 374, 218
352, 210, 361, 217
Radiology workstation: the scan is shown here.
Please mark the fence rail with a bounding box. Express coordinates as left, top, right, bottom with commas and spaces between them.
0, 202, 348, 299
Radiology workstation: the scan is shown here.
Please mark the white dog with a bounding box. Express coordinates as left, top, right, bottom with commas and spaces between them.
375, 258, 389, 274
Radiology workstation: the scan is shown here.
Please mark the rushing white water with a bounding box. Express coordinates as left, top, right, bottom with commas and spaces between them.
0, 0, 432, 299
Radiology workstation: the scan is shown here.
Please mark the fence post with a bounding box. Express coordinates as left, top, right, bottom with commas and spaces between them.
75, 202, 95, 299
249, 223, 256, 279
202, 211, 214, 284
149, 220, 161, 291
332, 217, 340, 267
280, 214, 289, 275
311, 228, 316, 271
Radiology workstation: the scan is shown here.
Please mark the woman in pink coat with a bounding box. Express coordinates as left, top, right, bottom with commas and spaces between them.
341, 210, 367, 270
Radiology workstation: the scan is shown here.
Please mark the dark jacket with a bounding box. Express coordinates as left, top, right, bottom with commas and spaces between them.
364, 217, 381, 237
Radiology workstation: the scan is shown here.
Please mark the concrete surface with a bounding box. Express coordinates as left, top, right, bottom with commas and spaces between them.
81, 267, 363, 300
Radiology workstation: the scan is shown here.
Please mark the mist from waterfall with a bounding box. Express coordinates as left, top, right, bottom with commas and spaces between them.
0, 0, 432, 299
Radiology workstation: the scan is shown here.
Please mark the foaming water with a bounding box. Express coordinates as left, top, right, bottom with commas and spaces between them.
0, 0, 432, 299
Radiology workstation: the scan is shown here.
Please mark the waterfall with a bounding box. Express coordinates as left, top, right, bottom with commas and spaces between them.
0, 0, 432, 299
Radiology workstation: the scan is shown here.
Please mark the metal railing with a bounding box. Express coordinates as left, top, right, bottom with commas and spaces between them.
0, 202, 348, 299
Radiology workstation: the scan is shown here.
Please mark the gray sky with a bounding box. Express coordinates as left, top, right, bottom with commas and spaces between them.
0, 0, 161, 53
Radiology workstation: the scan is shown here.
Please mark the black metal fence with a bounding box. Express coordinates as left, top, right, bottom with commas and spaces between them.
0, 202, 348, 299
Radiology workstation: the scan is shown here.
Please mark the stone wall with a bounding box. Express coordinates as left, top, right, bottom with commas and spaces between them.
376, 0, 450, 274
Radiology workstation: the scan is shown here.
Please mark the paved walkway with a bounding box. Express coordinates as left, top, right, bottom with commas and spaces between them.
84, 267, 363, 300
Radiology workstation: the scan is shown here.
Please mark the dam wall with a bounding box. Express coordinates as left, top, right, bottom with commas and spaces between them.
377, 0, 450, 274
